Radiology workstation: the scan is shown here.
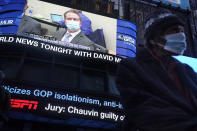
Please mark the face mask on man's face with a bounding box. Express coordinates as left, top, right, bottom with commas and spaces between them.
163, 32, 187, 55
66, 20, 80, 32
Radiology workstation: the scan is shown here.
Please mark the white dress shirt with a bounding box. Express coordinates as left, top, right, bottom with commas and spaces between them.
61, 30, 81, 42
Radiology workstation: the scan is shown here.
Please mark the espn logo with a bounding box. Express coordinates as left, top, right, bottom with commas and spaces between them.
11, 99, 38, 110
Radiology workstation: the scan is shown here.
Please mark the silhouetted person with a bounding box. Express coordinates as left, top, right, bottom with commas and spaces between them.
116, 9, 197, 131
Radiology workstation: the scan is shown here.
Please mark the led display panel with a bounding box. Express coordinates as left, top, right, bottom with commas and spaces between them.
0, 0, 137, 58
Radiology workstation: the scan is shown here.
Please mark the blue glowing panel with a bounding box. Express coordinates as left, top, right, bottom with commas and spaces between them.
117, 19, 137, 32
0, 0, 25, 35
116, 39, 136, 52
116, 47, 136, 58
0, 18, 21, 26
0, 3, 25, 13
0, 0, 25, 5
117, 27, 136, 38
180, 0, 190, 10
0, 26, 18, 34
173, 55, 197, 72
0, 11, 23, 18
116, 20, 137, 58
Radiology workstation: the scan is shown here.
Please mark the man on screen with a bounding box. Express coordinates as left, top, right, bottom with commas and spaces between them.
17, 0, 41, 36
116, 9, 197, 131
54, 9, 106, 52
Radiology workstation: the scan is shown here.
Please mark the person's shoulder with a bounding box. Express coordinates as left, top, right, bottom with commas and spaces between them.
54, 28, 66, 39
182, 63, 197, 74
55, 28, 66, 35
24, 15, 40, 25
78, 31, 88, 38
78, 31, 92, 42
118, 48, 150, 69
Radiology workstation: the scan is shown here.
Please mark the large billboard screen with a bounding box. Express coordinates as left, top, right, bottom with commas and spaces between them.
0, 0, 137, 58
0, 0, 126, 128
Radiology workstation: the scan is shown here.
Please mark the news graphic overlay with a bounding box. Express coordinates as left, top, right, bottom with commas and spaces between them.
0, 0, 25, 35
0, 35, 121, 63
3, 82, 125, 123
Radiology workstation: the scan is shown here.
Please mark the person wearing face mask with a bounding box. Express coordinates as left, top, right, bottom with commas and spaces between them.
116, 9, 197, 131
54, 9, 107, 52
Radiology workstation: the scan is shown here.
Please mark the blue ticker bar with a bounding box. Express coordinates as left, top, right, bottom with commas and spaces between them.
116, 40, 136, 52
0, 26, 18, 34
0, 11, 23, 18
116, 19, 137, 58
0, 18, 21, 26
0, 3, 25, 13
117, 27, 136, 38
0, 0, 25, 5
116, 47, 136, 58
117, 19, 137, 32
0, 0, 26, 34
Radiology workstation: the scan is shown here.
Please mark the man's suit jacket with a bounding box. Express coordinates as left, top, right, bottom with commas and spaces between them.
54, 29, 107, 53
116, 48, 197, 131
17, 15, 41, 35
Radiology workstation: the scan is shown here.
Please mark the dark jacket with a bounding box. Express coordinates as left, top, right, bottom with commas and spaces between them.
17, 15, 41, 35
116, 48, 197, 131
54, 29, 107, 53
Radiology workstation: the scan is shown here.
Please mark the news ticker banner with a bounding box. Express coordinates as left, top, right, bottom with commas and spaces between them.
0, 35, 122, 63
2, 82, 125, 123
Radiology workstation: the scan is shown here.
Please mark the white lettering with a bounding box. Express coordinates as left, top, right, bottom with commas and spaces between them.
115, 57, 121, 63
74, 50, 92, 57
93, 53, 113, 61
67, 106, 98, 117
45, 103, 65, 114
100, 112, 119, 121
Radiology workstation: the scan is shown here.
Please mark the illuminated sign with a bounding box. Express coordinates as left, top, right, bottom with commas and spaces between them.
0, 35, 122, 63
0, 0, 137, 57
3, 81, 124, 123
11, 99, 38, 110
116, 19, 137, 58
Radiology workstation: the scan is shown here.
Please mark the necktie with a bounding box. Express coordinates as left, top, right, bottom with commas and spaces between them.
62, 33, 72, 42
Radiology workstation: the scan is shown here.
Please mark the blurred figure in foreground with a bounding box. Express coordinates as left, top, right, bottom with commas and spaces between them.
0, 71, 11, 124
116, 9, 197, 131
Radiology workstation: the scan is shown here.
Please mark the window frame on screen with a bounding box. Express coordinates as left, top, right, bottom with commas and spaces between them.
50, 14, 64, 23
